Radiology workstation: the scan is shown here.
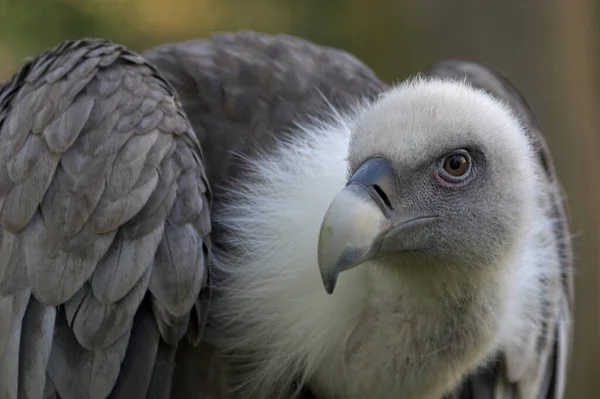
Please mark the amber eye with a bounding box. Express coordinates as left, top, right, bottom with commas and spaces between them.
443, 154, 469, 176
437, 150, 473, 184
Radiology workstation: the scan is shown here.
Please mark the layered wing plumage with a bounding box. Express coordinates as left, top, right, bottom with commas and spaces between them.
0, 39, 211, 398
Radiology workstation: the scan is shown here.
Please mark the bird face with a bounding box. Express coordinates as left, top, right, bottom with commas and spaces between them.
318, 78, 537, 293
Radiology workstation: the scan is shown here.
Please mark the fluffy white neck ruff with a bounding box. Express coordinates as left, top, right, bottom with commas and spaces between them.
206, 87, 557, 399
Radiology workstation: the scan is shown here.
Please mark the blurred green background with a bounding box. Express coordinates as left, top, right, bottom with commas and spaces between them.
1, 0, 599, 398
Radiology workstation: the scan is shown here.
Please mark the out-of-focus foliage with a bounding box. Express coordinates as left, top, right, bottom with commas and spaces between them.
1, 1, 599, 399
0, 0, 420, 81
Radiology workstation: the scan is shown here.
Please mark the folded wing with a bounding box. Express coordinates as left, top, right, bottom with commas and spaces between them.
0, 39, 211, 398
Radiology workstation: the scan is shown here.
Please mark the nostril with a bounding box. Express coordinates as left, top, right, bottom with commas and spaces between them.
372, 184, 392, 209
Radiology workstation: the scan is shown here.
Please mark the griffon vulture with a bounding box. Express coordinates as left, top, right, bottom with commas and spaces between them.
0, 31, 572, 399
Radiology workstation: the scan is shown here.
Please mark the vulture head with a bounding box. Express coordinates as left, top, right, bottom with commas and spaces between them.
319, 78, 536, 294
210, 76, 549, 399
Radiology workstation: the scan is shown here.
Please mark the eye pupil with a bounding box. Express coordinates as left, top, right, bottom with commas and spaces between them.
442, 153, 470, 178
449, 156, 462, 170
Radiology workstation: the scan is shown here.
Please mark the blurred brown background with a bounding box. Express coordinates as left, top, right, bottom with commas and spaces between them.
1, 0, 598, 397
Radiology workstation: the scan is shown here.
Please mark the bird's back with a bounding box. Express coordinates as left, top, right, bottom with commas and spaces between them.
144, 32, 387, 189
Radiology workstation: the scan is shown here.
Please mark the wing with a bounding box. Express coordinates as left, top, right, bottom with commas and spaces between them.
143, 31, 387, 397
0, 39, 211, 398
426, 60, 574, 399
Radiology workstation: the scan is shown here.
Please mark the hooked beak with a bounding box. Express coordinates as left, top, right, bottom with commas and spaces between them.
317, 157, 437, 294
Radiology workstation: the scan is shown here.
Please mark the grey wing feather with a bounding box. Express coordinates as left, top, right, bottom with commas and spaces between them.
145, 340, 177, 399
0, 38, 211, 398
109, 304, 160, 399
426, 60, 573, 399
18, 296, 56, 399
46, 309, 130, 399
0, 289, 30, 398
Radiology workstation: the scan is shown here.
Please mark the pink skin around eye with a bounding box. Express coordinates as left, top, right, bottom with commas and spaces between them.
433, 170, 461, 188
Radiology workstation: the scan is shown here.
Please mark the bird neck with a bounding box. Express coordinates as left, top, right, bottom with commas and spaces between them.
305, 254, 509, 398
205, 117, 358, 397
